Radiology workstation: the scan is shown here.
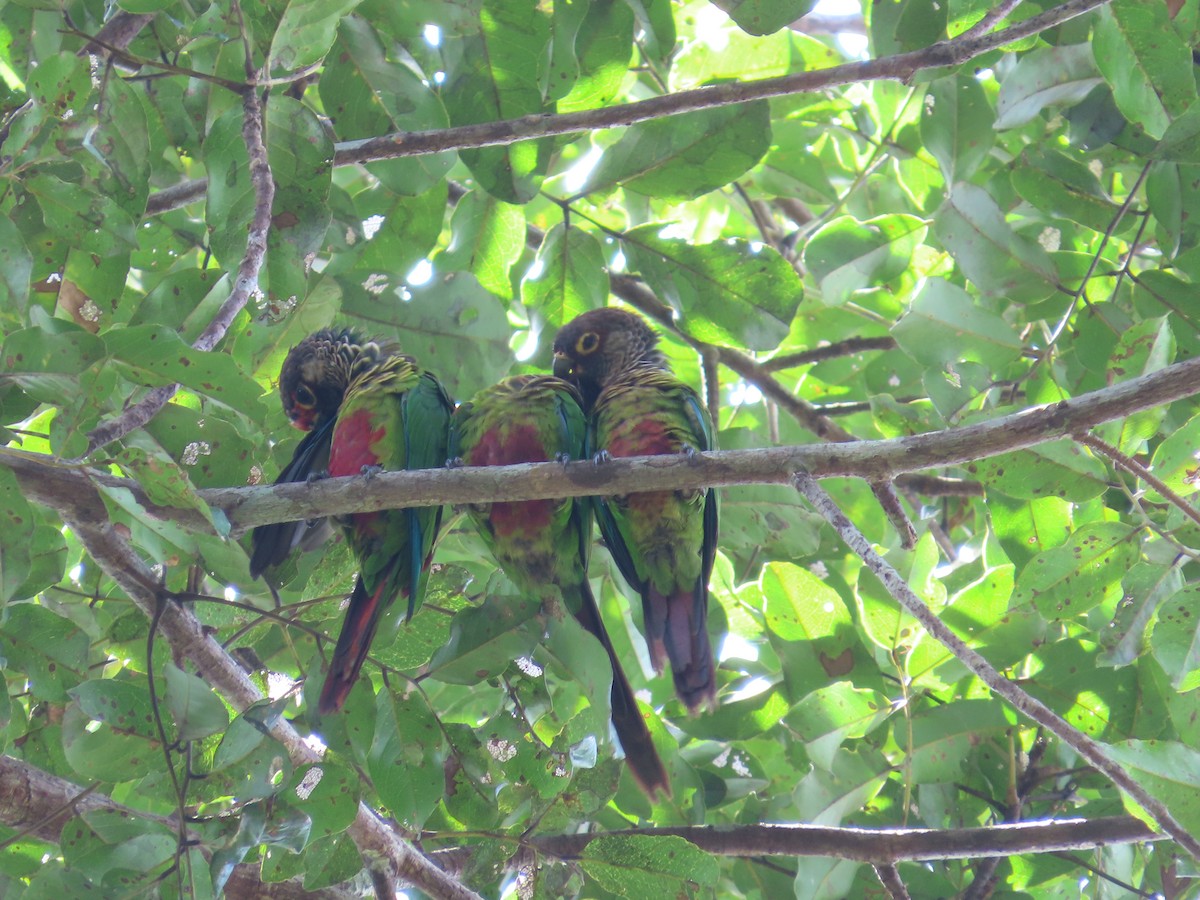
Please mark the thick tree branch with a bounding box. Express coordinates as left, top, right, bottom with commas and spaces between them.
793, 470, 1200, 859
423, 816, 1157, 874
8, 466, 482, 900
143, 0, 1106, 217
202, 350, 1200, 531
0, 755, 355, 900
6, 349, 1200, 536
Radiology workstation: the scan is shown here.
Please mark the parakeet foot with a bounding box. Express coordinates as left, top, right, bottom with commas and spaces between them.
592, 449, 612, 465
681, 444, 700, 463
446, 456, 465, 469
305, 469, 330, 484
554, 451, 572, 467
360, 464, 383, 479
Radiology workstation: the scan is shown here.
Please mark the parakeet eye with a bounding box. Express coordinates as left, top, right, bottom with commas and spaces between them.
576, 332, 600, 354
294, 384, 317, 408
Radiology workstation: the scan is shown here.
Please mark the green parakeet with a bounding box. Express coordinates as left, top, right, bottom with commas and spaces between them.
451, 374, 670, 797
553, 308, 719, 711
252, 328, 453, 714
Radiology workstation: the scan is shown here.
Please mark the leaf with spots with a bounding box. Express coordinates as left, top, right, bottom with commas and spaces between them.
1151, 585, 1200, 692
63, 678, 166, 782
102, 324, 266, 420
907, 700, 1012, 782
581, 835, 719, 897
1107, 740, 1200, 836
0, 603, 89, 701
785, 682, 892, 771
0, 465, 32, 607
284, 761, 361, 842
1013, 523, 1139, 621
971, 439, 1108, 503
163, 663, 230, 742
622, 226, 802, 351
367, 690, 443, 829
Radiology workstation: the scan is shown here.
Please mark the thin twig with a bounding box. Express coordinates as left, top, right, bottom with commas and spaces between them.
143, 0, 1109, 217
85, 63, 276, 454
792, 469, 1200, 860
1076, 431, 1200, 531
958, 0, 1027, 42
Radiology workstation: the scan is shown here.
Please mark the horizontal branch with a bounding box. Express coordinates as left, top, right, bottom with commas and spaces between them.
427, 816, 1158, 873
194, 351, 1200, 532
144, 0, 1105, 217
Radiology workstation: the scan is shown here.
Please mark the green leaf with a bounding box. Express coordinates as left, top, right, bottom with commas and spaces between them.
892, 278, 1023, 369
622, 226, 802, 351
934, 184, 1057, 302
803, 214, 928, 306
0, 466, 33, 606
970, 440, 1108, 503
442, 2, 555, 202
285, 761, 361, 842
1150, 585, 1200, 692
0, 603, 89, 701
1094, 0, 1197, 140
581, 835, 719, 895
1011, 149, 1129, 236
908, 700, 1011, 782
367, 690, 444, 829
438, 190, 526, 300
321, 16, 454, 194
557, 0, 634, 113
340, 270, 513, 400
427, 584, 541, 684
994, 44, 1103, 130
583, 102, 771, 200
103, 325, 266, 419
269, 0, 365, 73
521, 224, 608, 329
793, 745, 889, 824
163, 664, 230, 741
0, 215, 32, 326
921, 74, 995, 184
63, 679, 164, 781
785, 682, 891, 771
1107, 739, 1200, 835
25, 172, 137, 255
1013, 523, 1139, 620
1148, 410, 1200, 502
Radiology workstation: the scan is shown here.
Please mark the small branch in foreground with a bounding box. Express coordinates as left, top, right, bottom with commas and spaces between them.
792, 469, 1200, 860
85, 65, 276, 455
1076, 431, 1200, 531
8, 464, 483, 900
0, 755, 353, 900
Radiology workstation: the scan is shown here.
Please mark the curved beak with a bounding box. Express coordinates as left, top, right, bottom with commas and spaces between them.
552, 352, 574, 380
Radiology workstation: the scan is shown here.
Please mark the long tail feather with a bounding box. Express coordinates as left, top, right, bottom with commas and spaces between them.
318, 577, 385, 715
651, 584, 717, 713
572, 582, 670, 798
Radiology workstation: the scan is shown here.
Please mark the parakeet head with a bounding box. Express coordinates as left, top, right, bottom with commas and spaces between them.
278, 328, 377, 431
552, 308, 665, 399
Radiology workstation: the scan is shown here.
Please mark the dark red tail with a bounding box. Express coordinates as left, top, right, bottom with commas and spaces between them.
644, 584, 717, 713
318, 577, 385, 715
572, 582, 670, 798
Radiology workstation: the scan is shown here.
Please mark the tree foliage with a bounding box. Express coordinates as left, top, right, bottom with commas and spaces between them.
2, 0, 1200, 897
